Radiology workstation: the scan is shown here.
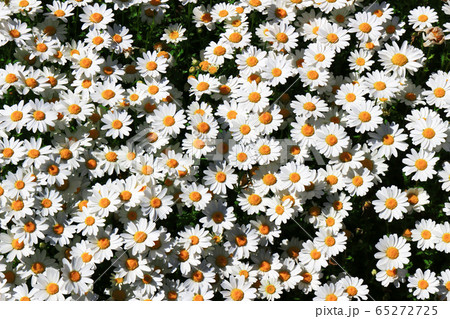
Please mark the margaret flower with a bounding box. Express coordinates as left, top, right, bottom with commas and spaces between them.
122, 218, 160, 255
378, 41, 424, 78
30, 268, 65, 301
407, 269, 439, 300
402, 149, 438, 182
373, 185, 409, 222
374, 234, 411, 270
221, 275, 257, 301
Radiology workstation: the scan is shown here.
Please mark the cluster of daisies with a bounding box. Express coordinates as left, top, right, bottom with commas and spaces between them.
0, 0, 449, 301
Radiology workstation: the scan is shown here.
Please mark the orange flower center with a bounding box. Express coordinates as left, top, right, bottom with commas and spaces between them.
359, 23, 372, 33
46, 283, 59, 295
230, 288, 244, 301
325, 134, 338, 146
248, 194, 262, 205
99, 198, 111, 208
415, 159, 428, 170
301, 124, 315, 137
235, 235, 247, 247
324, 236, 335, 246
53, 224, 64, 235
189, 191, 202, 202
248, 92, 261, 103
373, 81, 386, 91
90, 13, 104, 23
101, 89, 115, 100
391, 53, 408, 66
421, 230, 431, 240
307, 70, 319, 80
97, 238, 110, 249
125, 258, 138, 270
326, 33, 338, 43
434, 88, 445, 98
79, 58, 92, 69
310, 249, 321, 260
418, 279, 429, 289
382, 134, 394, 145
358, 111, 372, 122
386, 247, 399, 259
134, 231, 147, 243
418, 15, 428, 22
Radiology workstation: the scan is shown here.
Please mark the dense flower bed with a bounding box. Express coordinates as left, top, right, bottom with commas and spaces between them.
0, 0, 449, 301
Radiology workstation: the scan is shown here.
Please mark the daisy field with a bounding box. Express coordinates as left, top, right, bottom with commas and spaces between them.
0, 0, 449, 302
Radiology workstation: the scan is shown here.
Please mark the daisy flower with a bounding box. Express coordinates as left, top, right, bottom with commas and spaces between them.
408, 6, 438, 31
0, 100, 31, 133
203, 161, 238, 195
411, 219, 439, 250
434, 222, 450, 253
348, 49, 375, 73
299, 66, 330, 89
373, 186, 409, 222
200, 201, 236, 234
407, 269, 439, 300
100, 110, 133, 139
338, 276, 370, 301
409, 117, 448, 152
315, 123, 350, 158
266, 22, 299, 52
405, 188, 430, 213
183, 263, 216, 292
234, 80, 272, 113
80, 3, 114, 30
423, 72, 450, 108
362, 70, 400, 100
12, 217, 48, 246
374, 234, 411, 270
224, 224, 259, 260
291, 93, 329, 120
335, 83, 368, 111
259, 278, 283, 301
317, 22, 350, 53
178, 224, 212, 255
91, 80, 125, 107
303, 42, 335, 70
188, 73, 220, 100
402, 149, 437, 182
30, 268, 65, 301
179, 183, 212, 211
141, 185, 173, 220
299, 240, 328, 273
235, 46, 267, 76
87, 185, 121, 217
88, 226, 124, 263
71, 210, 105, 237
161, 24, 187, 44
151, 104, 187, 138
314, 229, 347, 258
313, 283, 345, 301
261, 53, 295, 86
122, 218, 160, 255
368, 122, 409, 159
220, 275, 257, 301
378, 41, 424, 78
266, 198, 296, 226
348, 11, 383, 43
228, 143, 257, 170
346, 101, 382, 133
376, 267, 407, 288
203, 39, 233, 66
60, 257, 94, 295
